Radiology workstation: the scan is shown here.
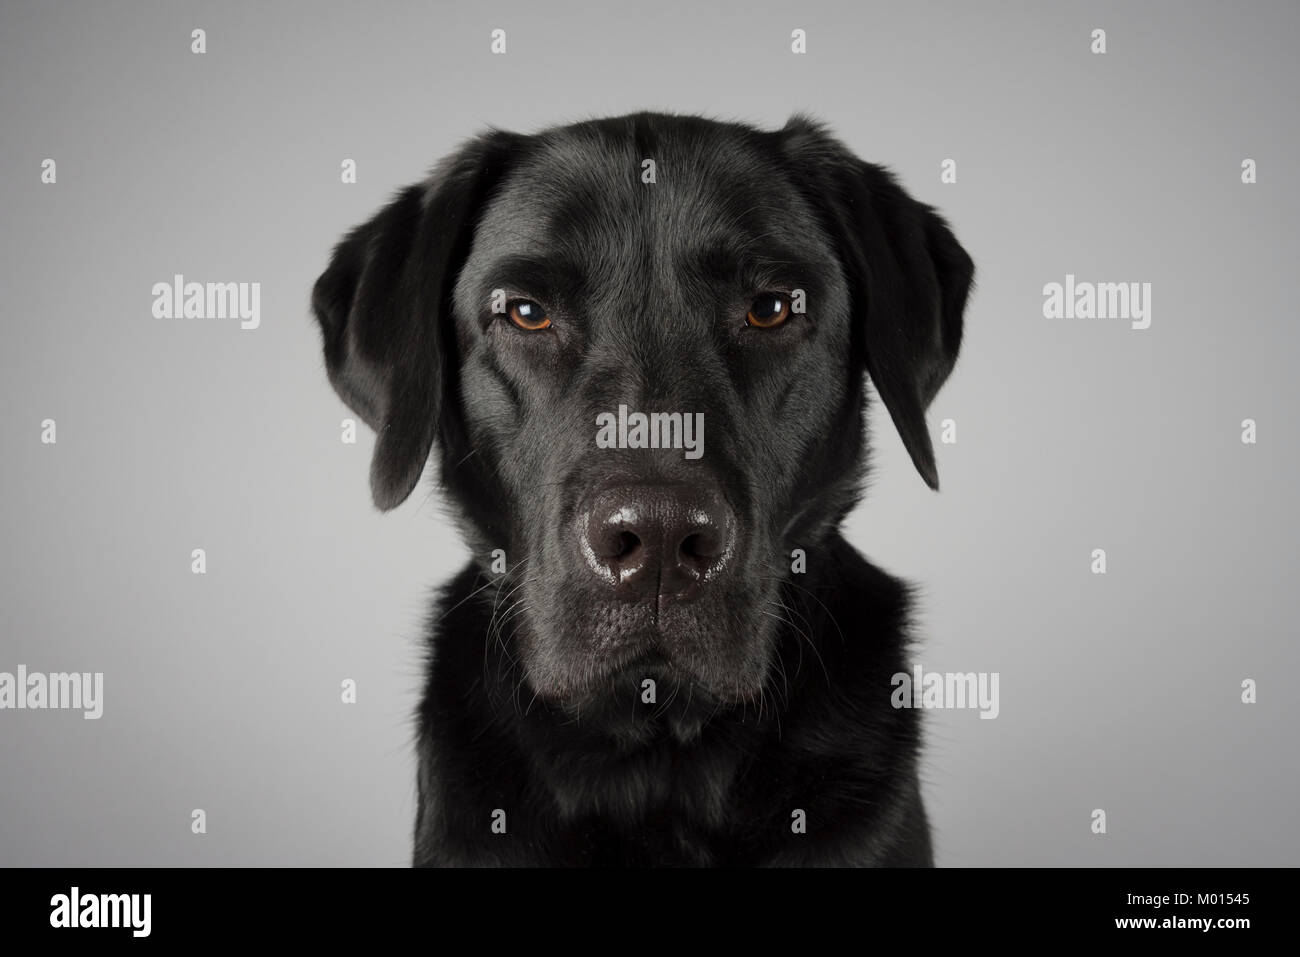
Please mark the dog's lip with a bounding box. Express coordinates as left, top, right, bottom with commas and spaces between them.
613, 647, 674, 677
558, 632, 680, 692
594, 630, 669, 669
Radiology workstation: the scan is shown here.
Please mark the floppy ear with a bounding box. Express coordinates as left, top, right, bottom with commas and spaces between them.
781, 118, 974, 490
312, 133, 518, 510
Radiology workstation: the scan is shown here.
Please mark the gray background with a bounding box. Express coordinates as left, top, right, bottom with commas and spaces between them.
2, 0, 1296, 866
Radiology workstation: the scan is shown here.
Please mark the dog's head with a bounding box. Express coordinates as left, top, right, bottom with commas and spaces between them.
313, 113, 972, 711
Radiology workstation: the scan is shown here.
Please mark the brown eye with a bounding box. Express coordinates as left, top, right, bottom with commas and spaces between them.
507, 299, 551, 331
746, 293, 790, 328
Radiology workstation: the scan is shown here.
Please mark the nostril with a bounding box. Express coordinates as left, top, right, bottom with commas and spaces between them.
588, 523, 644, 567
615, 531, 641, 561
679, 530, 719, 562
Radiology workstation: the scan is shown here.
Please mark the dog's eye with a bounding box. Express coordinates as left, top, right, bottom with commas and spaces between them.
507, 299, 551, 331
746, 293, 790, 329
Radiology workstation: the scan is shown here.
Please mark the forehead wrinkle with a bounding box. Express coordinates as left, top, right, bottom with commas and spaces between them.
679, 242, 831, 293
479, 253, 589, 306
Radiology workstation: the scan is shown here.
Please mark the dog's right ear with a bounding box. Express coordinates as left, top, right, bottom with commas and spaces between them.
312, 132, 519, 511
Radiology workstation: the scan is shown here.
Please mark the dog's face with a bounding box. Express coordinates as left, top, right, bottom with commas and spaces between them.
313, 113, 971, 712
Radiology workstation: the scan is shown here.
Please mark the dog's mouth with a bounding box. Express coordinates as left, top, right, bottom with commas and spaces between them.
509, 569, 779, 709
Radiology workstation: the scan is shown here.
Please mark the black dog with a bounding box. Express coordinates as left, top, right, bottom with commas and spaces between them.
312, 112, 972, 866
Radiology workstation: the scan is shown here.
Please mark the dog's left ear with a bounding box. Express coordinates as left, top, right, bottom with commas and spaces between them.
780, 117, 974, 490
312, 132, 519, 510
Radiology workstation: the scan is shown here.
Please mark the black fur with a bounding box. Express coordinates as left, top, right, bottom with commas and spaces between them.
311, 112, 973, 866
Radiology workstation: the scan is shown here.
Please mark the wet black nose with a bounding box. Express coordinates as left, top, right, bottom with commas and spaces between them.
580, 485, 736, 603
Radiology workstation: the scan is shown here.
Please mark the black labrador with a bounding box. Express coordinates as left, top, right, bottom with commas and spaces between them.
311, 112, 973, 866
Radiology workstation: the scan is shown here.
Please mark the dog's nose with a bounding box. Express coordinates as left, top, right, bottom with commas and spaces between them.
580, 485, 736, 602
